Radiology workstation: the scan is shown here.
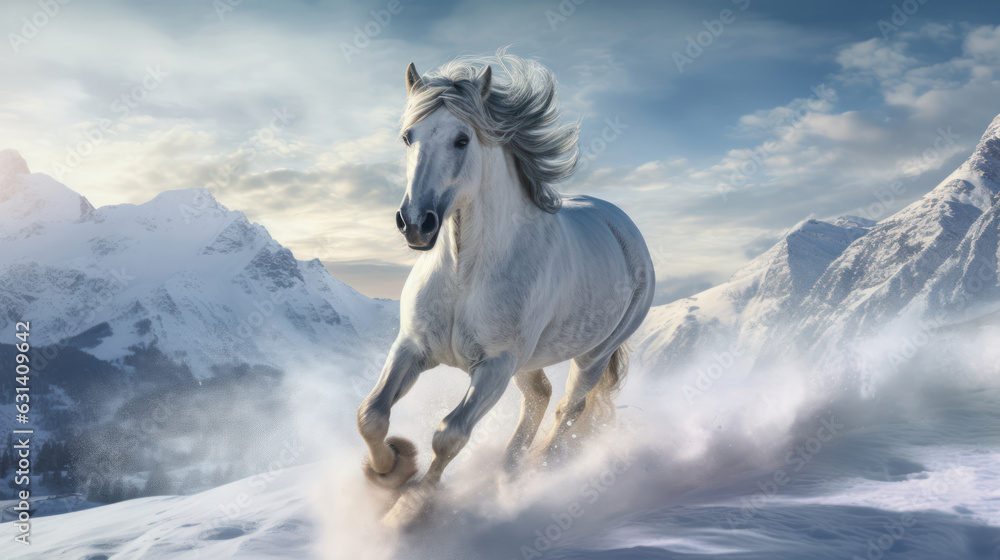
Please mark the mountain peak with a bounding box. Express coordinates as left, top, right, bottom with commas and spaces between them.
0, 149, 30, 188
831, 215, 876, 230
969, 115, 1000, 171
971, 112, 1000, 166
981, 113, 1000, 145
0, 151, 94, 231
921, 113, 1000, 213
147, 187, 229, 213
0, 149, 29, 174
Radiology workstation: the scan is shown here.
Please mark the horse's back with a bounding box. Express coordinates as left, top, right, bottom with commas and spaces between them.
526, 194, 655, 368
559, 194, 655, 282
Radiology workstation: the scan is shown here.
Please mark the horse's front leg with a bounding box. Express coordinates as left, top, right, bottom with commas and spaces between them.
358, 336, 434, 489
383, 351, 517, 527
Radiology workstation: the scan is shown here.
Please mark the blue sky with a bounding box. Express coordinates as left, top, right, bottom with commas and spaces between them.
3, 0, 1000, 302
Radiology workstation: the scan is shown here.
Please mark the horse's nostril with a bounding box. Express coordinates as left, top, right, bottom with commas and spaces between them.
395, 211, 406, 233
420, 211, 438, 235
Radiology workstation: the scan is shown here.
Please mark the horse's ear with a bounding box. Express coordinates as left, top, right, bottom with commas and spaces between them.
479, 66, 492, 100
405, 62, 424, 94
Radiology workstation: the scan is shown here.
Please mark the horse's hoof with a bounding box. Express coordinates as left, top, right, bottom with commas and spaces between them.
363, 436, 418, 490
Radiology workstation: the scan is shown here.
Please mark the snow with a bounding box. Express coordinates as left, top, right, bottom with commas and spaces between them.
1, 462, 319, 559
1, 363, 997, 560
3, 115, 1000, 559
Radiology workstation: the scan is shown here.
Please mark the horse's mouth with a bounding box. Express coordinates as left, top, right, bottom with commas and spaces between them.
406, 228, 439, 251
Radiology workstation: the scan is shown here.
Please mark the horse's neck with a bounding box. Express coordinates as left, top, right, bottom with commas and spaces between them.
448, 148, 536, 273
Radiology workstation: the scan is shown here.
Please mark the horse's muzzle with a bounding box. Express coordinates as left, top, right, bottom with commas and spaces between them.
396, 209, 440, 251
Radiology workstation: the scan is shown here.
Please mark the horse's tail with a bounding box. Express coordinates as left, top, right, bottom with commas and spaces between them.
581, 342, 630, 429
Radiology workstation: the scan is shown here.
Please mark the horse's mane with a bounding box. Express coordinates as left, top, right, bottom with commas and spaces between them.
399, 50, 579, 213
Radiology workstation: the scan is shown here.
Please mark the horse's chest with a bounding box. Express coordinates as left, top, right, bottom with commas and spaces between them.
424, 286, 523, 369
407, 241, 549, 370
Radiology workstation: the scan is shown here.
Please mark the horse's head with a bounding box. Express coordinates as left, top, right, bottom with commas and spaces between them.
395, 55, 578, 250
395, 63, 492, 251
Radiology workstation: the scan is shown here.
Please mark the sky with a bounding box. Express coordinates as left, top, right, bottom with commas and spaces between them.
2, 0, 1000, 303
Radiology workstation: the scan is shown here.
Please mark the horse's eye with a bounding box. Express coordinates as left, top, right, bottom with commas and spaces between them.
402, 131, 412, 146
454, 136, 469, 148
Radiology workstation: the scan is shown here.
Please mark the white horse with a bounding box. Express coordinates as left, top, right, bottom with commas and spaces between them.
357, 54, 655, 526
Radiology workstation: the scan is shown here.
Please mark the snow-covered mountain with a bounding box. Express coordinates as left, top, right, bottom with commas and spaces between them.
633, 215, 873, 374
0, 149, 397, 379
635, 113, 1000, 374
3, 117, 1000, 560
794, 114, 1000, 361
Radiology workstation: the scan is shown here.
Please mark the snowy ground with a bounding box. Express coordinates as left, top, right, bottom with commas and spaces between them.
2, 353, 999, 560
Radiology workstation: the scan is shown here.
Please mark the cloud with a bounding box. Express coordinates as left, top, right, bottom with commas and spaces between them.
964, 25, 1000, 63
836, 39, 916, 81
4, 1, 1000, 303
564, 24, 1000, 304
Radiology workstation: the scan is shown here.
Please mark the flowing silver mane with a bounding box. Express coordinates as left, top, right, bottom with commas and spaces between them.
399, 52, 579, 213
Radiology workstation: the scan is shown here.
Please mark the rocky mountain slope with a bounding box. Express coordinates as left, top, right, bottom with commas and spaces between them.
634, 113, 1000, 376
0, 149, 396, 379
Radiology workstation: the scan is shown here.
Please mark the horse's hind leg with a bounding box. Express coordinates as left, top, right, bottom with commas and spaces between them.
357, 336, 434, 490
539, 353, 612, 462
503, 369, 552, 473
